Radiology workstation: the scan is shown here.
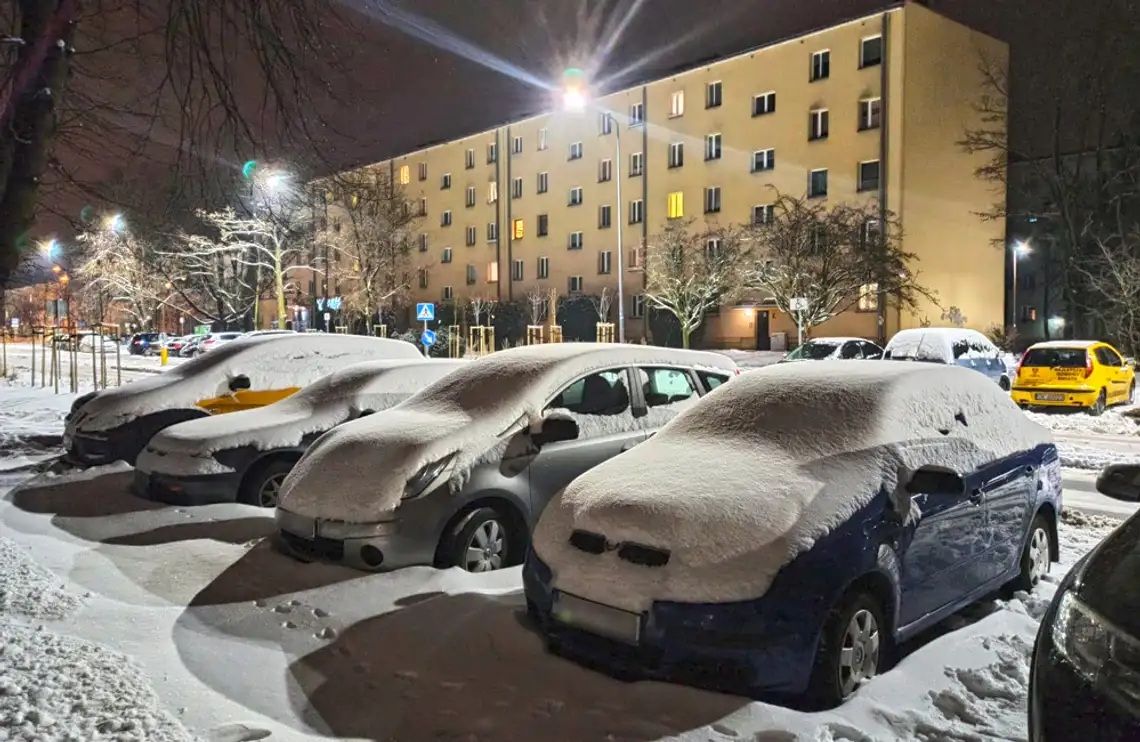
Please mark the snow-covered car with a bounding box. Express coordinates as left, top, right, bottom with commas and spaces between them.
884, 327, 1010, 389
75, 332, 117, 353
64, 334, 423, 467
275, 343, 738, 572
780, 337, 884, 362
197, 331, 243, 353
133, 358, 466, 507
525, 361, 1060, 707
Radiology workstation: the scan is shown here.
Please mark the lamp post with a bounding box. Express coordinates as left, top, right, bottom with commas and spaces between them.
563, 77, 625, 343
1011, 240, 1031, 330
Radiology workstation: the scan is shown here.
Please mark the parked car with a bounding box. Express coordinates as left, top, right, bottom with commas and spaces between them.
524, 361, 1058, 707
75, 331, 116, 353
275, 344, 739, 572
1029, 463, 1140, 739
197, 331, 243, 353
244, 329, 296, 337
781, 337, 884, 362
128, 332, 166, 356
134, 358, 466, 507
884, 328, 1010, 389
165, 334, 196, 354
179, 335, 206, 357
1011, 340, 1135, 416
64, 334, 423, 466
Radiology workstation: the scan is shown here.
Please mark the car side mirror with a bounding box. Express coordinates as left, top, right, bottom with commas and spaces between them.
227, 375, 251, 392
533, 414, 579, 446
1096, 464, 1140, 502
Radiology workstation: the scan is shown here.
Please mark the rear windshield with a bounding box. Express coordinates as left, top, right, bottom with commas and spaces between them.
1022, 348, 1087, 367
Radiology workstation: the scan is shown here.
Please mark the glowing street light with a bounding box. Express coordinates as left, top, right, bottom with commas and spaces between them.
40, 239, 58, 259
1011, 239, 1032, 329
105, 213, 125, 234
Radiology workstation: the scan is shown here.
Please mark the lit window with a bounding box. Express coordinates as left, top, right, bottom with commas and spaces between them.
752, 91, 776, 116
859, 98, 882, 131
858, 283, 880, 312
512, 218, 525, 239
670, 90, 685, 117
706, 80, 722, 108
487, 181, 497, 203
667, 191, 684, 219
809, 109, 830, 141
398, 165, 410, 184
811, 49, 830, 81
752, 149, 775, 172
487, 261, 499, 282
860, 36, 883, 68
809, 169, 828, 198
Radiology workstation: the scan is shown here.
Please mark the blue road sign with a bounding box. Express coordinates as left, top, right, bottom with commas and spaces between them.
421, 329, 437, 347
416, 303, 435, 322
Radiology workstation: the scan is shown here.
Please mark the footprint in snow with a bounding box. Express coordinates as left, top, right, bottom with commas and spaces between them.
312, 607, 329, 618
207, 722, 272, 742
273, 603, 292, 614
282, 621, 296, 629
314, 627, 336, 640
710, 723, 739, 738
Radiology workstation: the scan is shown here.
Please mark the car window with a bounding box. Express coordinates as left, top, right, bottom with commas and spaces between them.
547, 370, 630, 416
1022, 348, 1087, 367
951, 339, 971, 359
637, 367, 698, 408
840, 341, 861, 359
698, 370, 730, 391
1096, 347, 1122, 367
787, 341, 839, 360
860, 342, 882, 358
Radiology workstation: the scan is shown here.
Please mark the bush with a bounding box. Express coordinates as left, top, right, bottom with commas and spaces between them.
648, 307, 707, 348
557, 294, 600, 341
985, 323, 1020, 352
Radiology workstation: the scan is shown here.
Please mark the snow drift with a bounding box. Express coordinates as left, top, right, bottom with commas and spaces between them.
533, 361, 1052, 613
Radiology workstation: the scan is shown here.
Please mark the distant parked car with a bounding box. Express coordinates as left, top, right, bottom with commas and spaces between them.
276, 344, 739, 572
64, 334, 424, 466
1029, 463, 1140, 739
1011, 340, 1135, 416
197, 332, 243, 353
179, 335, 206, 357
781, 338, 884, 362
884, 328, 1009, 389
526, 361, 1059, 707
244, 329, 296, 337
128, 332, 166, 356
165, 334, 196, 354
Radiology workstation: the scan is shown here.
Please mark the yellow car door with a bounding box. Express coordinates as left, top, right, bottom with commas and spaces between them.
196, 387, 301, 415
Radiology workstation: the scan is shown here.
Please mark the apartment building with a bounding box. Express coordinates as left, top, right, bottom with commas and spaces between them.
313, 2, 1008, 348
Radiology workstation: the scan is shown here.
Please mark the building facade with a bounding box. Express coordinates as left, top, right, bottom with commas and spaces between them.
312, 2, 1008, 348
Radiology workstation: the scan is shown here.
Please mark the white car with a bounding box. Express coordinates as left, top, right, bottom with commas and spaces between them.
197, 331, 244, 353
781, 337, 885, 362
884, 327, 1009, 389
64, 334, 424, 466
135, 358, 466, 507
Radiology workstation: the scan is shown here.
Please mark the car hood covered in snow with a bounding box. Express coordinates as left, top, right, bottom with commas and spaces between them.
533, 361, 1052, 613
136, 359, 467, 476
67, 334, 423, 434
278, 343, 737, 523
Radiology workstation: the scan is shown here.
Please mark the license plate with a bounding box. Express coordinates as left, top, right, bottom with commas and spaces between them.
552, 591, 640, 644
1034, 392, 1065, 401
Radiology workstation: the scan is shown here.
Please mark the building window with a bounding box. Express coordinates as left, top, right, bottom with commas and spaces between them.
860, 35, 883, 68
512, 218, 525, 240
809, 109, 830, 141
751, 148, 775, 172
512, 259, 524, 281
753, 91, 776, 116
599, 204, 612, 228
466, 264, 477, 285
857, 283, 879, 312
487, 222, 498, 242
706, 80, 722, 108
629, 243, 643, 269
858, 160, 881, 192
599, 158, 613, 182
631, 294, 645, 318
862, 218, 882, 246
487, 181, 497, 203
667, 191, 684, 219
704, 186, 721, 214
811, 49, 830, 81
859, 98, 882, 131
512, 177, 523, 199
512, 135, 523, 154
1020, 305, 1038, 322
668, 141, 684, 168
670, 90, 684, 117
487, 141, 497, 163
569, 275, 584, 293
705, 237, 722, 260
569, 186, 583, 206
398, 165, 410, 184
809, 169, 828, 198
418, 197, 427, 217
569, 141, 583, 160
569, 231, 584, 250
753, 203, 775, 225
441, 173, 452, 189
466, 226, 477, 246
537, 256, 550, 279
629, 199, 644, 224
418, 268, 429, 289
465, 186, 476, 208
537, 213, 549, 236
441, 210, 452, 227
538, 127, 548, 150
537, 171, 549, 194
465, 148, 475, 169
443, 285, 454, 301
442, 247, 453, 263
705, 132, 722, 161
487, 261, 499, 283
630, 102, 644, 125
418, 162, 428, 181
418, 233, 428, 252
599, 112, 613, 135
630, 151, 644, 176
598, 250, 613, 274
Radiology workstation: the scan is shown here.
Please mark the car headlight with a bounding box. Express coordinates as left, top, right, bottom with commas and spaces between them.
1052, 591, 1140, 713
403, 453, 456, 500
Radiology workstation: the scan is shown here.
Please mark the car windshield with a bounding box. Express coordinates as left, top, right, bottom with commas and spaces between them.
786, 341, 841, 360
1022, 348, 1088, 367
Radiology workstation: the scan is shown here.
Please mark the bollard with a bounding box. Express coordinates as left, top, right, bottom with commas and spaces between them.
160, 344, 169, 366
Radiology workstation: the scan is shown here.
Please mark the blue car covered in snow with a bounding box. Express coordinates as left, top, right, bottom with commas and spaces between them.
524, 361, 1061, 707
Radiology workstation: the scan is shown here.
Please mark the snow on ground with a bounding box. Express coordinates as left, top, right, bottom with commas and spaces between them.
1024, 404, 1140, 437
714, 349, 786, 368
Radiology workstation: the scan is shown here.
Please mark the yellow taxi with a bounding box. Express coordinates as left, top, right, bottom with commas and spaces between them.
1011, 340, 1135, 415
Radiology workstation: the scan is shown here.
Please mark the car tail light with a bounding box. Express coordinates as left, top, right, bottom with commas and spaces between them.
1085, 352, 1095, 378
1016, 349, 1030, 375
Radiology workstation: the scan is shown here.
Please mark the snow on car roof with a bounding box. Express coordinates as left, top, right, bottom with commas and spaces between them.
279, 343, 738, 522
71, 334, 424, 432
533, 360, 1052, 612
1029, 340, 1099, 349
803, 337, 864, 346
884, 327, 995, 362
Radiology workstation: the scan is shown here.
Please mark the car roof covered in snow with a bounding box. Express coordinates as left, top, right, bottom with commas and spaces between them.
70, 334, 424, 432
1028, 340, 1099, 349
532, 360, 1052, 613
884, 327, 995, 362
803, 337, 865, 345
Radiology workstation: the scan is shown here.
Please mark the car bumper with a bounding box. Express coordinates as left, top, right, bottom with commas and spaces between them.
275, 508, 433, 571
1012, 387, 1098, 408
132, 469, 242, 506
67, 430, 123, 466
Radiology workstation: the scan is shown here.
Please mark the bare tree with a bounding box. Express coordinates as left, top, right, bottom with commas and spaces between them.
1073, 219, 1140, 355
743, 194, 930, 339
73, 224, 166, 328
469, 296, 495, 326
644, 219, 745, 349
589, 286, 612, 322
526, 288, 547, 325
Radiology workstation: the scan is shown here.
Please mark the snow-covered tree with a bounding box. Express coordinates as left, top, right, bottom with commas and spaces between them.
74, 227, 166, 328
1073, 224, 1140, 355
644, 219, 746, 348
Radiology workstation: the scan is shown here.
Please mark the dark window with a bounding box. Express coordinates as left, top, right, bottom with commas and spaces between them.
752, 92, 776, 117
706, 81, 722, 108
811, 50, 830, 81
861, 36, 883, 68
537, 214, 549, 236
858, 161, 881, 191
809, 169, 828, 198
1021, 348, 1088, 368
548, 370, 631, 417
840, 341, 862, 359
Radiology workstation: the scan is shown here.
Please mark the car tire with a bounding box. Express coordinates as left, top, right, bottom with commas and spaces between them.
440, 506, 513, 573
1089, 389, 1107, 416
1011, 513, 1052, 593
806, 590, 887, 709
239, 458, 296, 508
1128, 381, 1136, 406
999, 375, 1011, 392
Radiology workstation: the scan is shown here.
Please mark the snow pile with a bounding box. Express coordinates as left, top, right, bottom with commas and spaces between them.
279, 343, 737, 523
1056, 442, 1140, 471
0, 538, 85, 620
0, 622, 195, 741
534, 361, 1052, 612
137, 359, 466, 477
0, 382, 72, 471
67, 334, 423, 434
884, 327, 999, 363
1024, 406, 1139, 436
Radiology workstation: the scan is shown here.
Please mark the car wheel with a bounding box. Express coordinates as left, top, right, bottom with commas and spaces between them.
1089, 389, 1107, 416
1129, 381, 1136, 406
806, 590, 886, 708
442, 506, 511, 573
999, 375, 1011, 392
239, 459, 295, 508
1012, 514, 1052, 593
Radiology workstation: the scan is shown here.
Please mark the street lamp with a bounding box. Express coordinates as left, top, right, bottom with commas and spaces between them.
1011, 240, 1031, 329
104, 213, 125, 234
562, 75, 626, 343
